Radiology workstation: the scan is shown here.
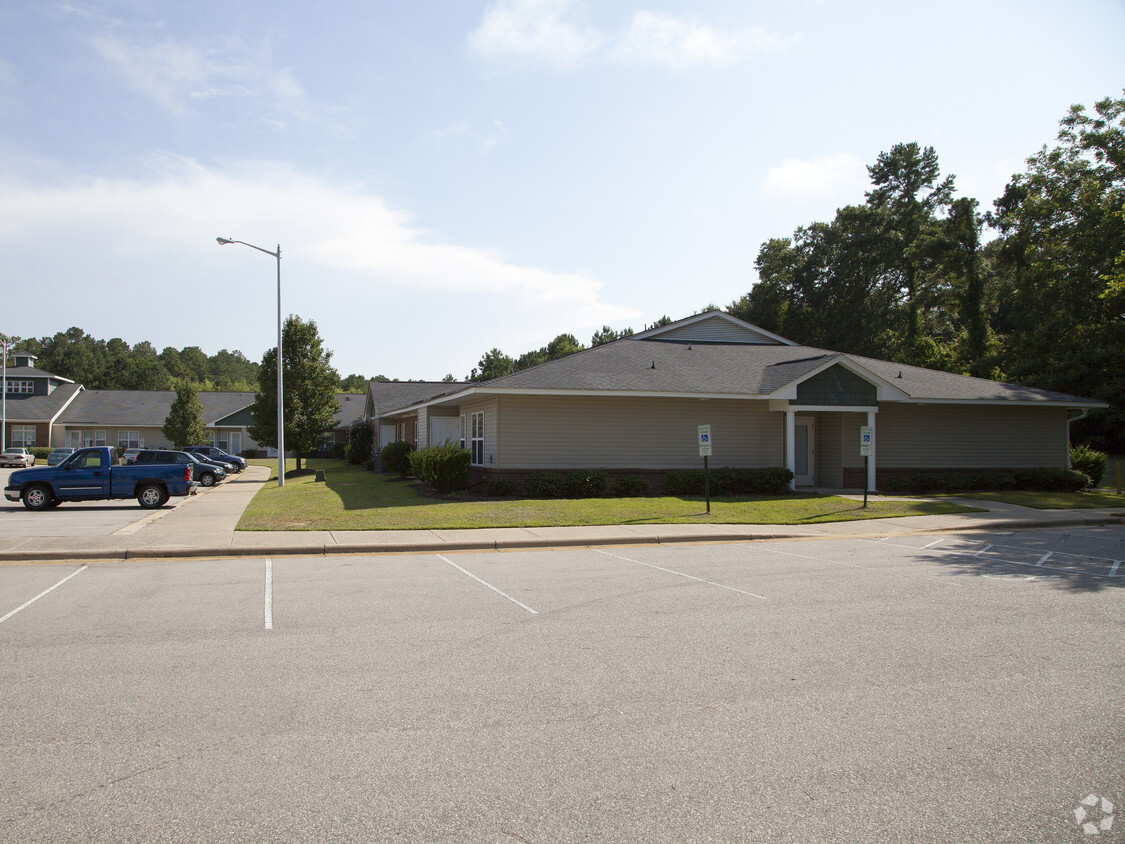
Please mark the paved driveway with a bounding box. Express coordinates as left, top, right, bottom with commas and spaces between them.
2, 527, 1121, 842
0, 466, 195, 537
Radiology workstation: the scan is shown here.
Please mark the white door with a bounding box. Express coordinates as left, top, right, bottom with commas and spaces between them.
794, 417, 815, 486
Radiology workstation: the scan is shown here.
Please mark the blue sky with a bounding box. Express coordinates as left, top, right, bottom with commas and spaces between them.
1, 0, 1122, 381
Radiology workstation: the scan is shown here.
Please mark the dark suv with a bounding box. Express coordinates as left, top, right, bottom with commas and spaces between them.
133, 450, 227, 487
183, 445, 247, 472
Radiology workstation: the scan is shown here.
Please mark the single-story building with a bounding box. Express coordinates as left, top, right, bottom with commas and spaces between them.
366, 312, 1108, 491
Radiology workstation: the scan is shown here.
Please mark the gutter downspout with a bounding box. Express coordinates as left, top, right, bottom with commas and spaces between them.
1066, 409, 1087, 467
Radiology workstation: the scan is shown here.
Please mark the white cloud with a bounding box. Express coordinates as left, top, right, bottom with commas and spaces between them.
77, 26, 339, 129
467, 4, 789, 70
760, 153, 868, 201
427, 120, 511, 154
610, 11, 787, 67
466, 0, 602, 69
0, 157, 635, 375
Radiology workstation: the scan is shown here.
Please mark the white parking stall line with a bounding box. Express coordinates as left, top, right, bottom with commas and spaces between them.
863, 538, 1124, 579
594, 549, 769, 600
264, 560, 274, 630
0, 565, 90, 625
1035, 552, 1053, 566
922, 538, 945, 549
436, 555, 538, 615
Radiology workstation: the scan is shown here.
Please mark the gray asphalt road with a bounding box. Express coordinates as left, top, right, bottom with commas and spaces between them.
2, 527, 1123, 842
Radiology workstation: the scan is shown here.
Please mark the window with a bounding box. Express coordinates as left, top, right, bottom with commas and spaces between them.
94, 430, 106, 447
5, 380, 33, 394
118, 430, 141, 449
11, 425, 35, 447
470, 411, 484, 465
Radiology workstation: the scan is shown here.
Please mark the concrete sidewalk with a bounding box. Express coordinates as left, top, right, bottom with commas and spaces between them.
1, 466, 1121, 563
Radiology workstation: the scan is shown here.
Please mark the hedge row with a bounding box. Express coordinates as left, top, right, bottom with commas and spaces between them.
664, 467, 794, 496
880, 468, 1092, 494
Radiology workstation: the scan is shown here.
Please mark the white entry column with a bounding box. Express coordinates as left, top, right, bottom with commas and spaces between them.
866, 410, 877, 492
785, 409, 796, 491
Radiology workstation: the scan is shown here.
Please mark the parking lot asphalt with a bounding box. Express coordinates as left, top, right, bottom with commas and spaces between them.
1, 466, 1122, 563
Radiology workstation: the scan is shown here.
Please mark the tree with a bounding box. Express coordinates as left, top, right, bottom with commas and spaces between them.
339, 373, 368, 393
467, 348, 516, 382
590, 325, 634, 346
248, 315, 341, 472
866, 142, 956, 352
162, 381, 208, 448
989, 92, 1125, 449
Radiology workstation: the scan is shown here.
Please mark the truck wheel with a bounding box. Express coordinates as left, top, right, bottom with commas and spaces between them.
22, 484, 53, 511
199, 472, 216, 487
137, 484, 168, 509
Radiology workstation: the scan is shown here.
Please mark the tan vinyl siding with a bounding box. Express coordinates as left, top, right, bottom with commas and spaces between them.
654, 318, 780, 345
876, 404, 1069, 468
495, 395, 782, 469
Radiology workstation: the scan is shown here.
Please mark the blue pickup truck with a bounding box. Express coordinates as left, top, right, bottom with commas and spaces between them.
4, 446, 198, 510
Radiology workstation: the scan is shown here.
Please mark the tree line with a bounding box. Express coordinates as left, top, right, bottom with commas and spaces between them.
8, 326, 368, 394
463, 93, 1125, 450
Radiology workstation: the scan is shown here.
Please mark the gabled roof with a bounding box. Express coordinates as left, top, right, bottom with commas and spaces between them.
3, 366, 75, 383
0, 382, 84, 422
61, 391, 259, 427
334, 393, 366, 427
364, 380, 467, 419
385, 312, 1106, 412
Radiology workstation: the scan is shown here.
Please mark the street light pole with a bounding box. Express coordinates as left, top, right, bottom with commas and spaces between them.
217, 237, 285, 487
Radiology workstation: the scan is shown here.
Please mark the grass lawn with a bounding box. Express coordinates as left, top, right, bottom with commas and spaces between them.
952, 489, 1125, 509
239, 459, 981, 531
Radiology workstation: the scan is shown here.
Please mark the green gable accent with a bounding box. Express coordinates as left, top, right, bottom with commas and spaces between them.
214, 406, 254, 426
796, 365, 877, 406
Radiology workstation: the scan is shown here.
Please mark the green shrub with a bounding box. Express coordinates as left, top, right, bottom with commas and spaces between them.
664, 470, 704, 495
1013, 467, 1091, 492
348, 420, 374, 465
409, 440, 471, 494
883, 468, 1091, 493
331, 442, 347, 460
664, 467, 793, 496
563, 469, 608, 498
1070, 444, 1107, 486
380, 440, 414, 477
610, 475, 649, 497
485, 477, 517, 496
30, 447, 52, 461
524, 472, 565, 498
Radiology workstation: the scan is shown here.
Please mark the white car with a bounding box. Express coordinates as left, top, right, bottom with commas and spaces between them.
0, 447, 36, 467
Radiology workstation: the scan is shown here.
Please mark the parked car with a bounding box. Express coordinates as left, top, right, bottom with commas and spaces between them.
5, 446, 197, 510
0, 447, 36, 468
122, 448, 142, 465
183, 445, 247, 472
46, 447, 75, 466
133, 449, 226, 487
183, 449, 241, 474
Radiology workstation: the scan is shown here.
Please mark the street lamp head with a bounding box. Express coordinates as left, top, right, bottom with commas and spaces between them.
216, 237, 233, 245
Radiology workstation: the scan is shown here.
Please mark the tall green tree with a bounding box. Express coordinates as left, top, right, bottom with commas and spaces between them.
248, 315, 341, 472
162, 380, 208, 448
989, 92, 1125, 448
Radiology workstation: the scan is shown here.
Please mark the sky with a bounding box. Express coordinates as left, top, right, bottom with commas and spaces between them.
1, 1, 1122, 382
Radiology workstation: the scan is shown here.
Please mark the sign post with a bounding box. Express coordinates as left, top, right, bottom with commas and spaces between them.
698, 425, 712, 514
859, 426, 874, 508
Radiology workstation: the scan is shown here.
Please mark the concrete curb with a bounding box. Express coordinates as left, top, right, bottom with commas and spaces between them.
2, 513, 1120, 565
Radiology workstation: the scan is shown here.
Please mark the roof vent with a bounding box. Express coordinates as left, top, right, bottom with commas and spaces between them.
897, 370, 903, 378
651, 361, 656, 369
687, 344, 692, 350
